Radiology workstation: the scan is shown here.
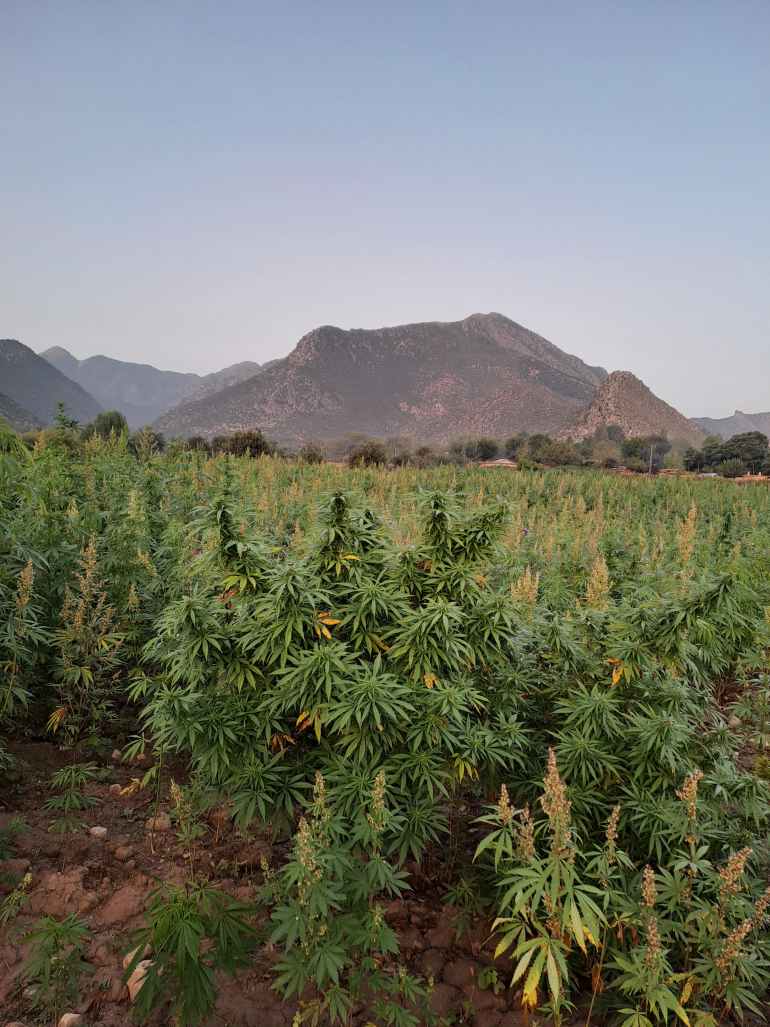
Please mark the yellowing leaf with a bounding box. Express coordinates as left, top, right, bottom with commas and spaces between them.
611, 663, 624, 686
120, 778, 142, 797
681, 978, 693, 1005
47, 706, 67, 734
423, 672, 438, 689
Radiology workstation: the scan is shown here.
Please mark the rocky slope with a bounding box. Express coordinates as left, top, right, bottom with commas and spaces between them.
0, 392, 43, 432
694, 410, 770, 441
41, 348, 262, 428
0, 339, 102, 426
155, 313, 608, 443
561, 371, 705, 445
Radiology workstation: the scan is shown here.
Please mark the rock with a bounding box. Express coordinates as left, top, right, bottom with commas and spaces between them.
443, 957, 478, 990
89, 826, 108, 839
426, 916, 457, 949
108, 783, 122, 796
5, 1022, 28, 1027
127, 959, 153, 1003
420, 948, 447, 979
114, 844, 134, 861
462, 983, 505, 1012
58, 1015, 84, 1027
95, 883, 148, 927
473, 1012, 503, 1027
122, 944, 152, 971
728, 715, 742, 729
111, 749, 122, 762
28, 869, 98, 918
398, 924, 425, 952
145, 812, 171, 832
428, 982, 461, 1017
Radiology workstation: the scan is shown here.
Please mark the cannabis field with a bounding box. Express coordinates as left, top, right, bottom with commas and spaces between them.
1, 431, 770, 1027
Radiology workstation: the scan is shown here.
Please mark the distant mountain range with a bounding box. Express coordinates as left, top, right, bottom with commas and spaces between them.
0, 318, 765, 447
155, 313, 609, 443
40, 347, 262, 428
1, 339, 102, 427
693, 410, 770, 441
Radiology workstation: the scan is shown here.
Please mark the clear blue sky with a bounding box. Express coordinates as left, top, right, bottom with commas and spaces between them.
2, 1, 768, 416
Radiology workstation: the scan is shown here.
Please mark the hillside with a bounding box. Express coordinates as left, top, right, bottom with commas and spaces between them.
694, 410, 770, 441
0, 339, 102, 426
41, 348, 262, 427
561, 371, 705, 445
182, 361, 263, 404
155, 313, 607, 443
0, 392, 43, 432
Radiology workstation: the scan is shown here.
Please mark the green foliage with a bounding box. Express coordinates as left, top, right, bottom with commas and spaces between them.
622, 435, 672, 472
1, 437, 770, 1023
125, 882, 256, 1026
44, 762, 100, 832
85, 409, 129, 439
266, 770, 432, 1026
22, 914, 91, 1020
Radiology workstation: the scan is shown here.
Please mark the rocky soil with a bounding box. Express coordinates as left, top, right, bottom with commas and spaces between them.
0, 743, 536, 1027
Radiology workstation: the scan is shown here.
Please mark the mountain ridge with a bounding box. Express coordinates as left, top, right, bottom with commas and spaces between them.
693, 410, 770, 441
0, 339, 102, 426
155, 313, 608, 443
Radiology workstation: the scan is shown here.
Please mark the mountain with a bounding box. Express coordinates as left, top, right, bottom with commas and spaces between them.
154, 313, 608, 443
41, 348, 200, 428
40, 348, 262, 427
0, 392, 43, 432
560, 371, 705, 445
693, 410, 770, 441
181, 361, 263, 404
0, 339, 102, 426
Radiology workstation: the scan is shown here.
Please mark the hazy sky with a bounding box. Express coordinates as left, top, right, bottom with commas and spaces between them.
3, 2, 769, 417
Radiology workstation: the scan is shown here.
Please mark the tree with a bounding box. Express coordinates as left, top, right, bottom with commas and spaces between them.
621, 435, 671, 472
298, 443, 324, 464
701, 436, 726, 468
683, 447, 704, 472
722, 431, 768, 473
186, 436, 211, 454
53, 402, 78, 430
212, 430, 274, 458
465, 438, 499, 461
606, 424, 625, 445
348, 440, 387, 467
85, 410, 128, 439
526, 434, 554, 464
503, 434, 527, 460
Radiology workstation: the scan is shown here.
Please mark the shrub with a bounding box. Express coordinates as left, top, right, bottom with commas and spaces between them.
717, 457, 747, 478
299, 442, 325, 464
348, 440, 387, 467
22, 914, 91, 1021
125, 883, 256, 1026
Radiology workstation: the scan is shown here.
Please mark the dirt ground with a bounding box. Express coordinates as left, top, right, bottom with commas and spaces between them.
0, 742, 535, 1027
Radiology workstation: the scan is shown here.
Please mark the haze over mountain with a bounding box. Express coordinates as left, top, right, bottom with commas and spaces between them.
40, 347, 262, 428
562, 371, 705, 446
155, 313, 608, 444
0, 339, 102, 426
693, 410, 770, 442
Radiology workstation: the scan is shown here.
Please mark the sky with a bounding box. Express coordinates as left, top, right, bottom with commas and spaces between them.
2, 1, 769, 417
